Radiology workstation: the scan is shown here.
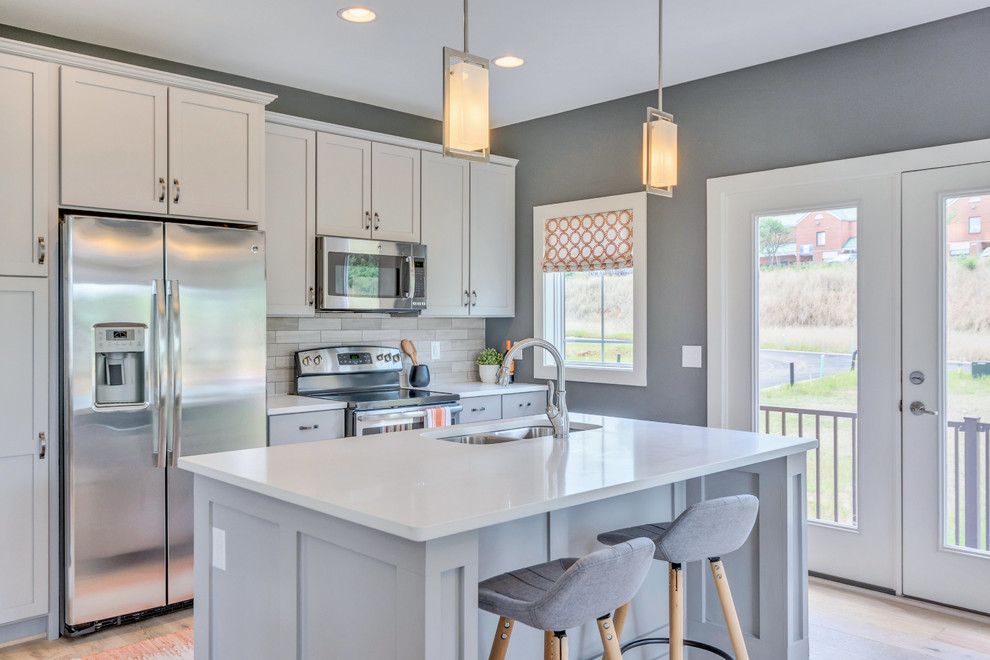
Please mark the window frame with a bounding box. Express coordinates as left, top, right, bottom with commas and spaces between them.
532, 192, 648, 387
816, 230, 827, 246
969, 216, 981, 234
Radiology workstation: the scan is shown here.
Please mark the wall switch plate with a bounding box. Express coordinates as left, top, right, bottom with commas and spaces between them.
682, 345, 703, 369
431, 341, 440, 360
212, 527, 226, 571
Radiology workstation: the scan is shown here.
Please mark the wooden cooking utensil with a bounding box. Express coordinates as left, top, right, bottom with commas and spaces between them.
401, 339, 419, 366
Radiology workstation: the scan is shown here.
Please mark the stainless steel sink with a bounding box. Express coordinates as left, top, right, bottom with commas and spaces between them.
439, 422, 601, 445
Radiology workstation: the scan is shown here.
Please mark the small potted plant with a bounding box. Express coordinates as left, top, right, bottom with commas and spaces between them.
476, 348, 503, 384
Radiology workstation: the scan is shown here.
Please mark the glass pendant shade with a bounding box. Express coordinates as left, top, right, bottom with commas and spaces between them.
643, 108, 677, 195
443, 48, 490, 162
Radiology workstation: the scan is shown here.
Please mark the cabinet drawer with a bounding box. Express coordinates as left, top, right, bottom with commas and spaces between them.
502, 391, 547, 418
458, 395, 502, 424
268, 410, 344, 446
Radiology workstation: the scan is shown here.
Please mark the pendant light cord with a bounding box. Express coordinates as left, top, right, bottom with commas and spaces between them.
464, 0, 469, 53
657, 0, 663, 111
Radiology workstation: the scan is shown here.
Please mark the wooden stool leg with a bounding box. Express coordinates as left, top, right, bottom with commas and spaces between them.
488, 617, 514, 660
710, 559, 749, 660
669, 563, 684, 660
545, 631, 568, 660
612, 602, 630, 641
597, 614, 623, 660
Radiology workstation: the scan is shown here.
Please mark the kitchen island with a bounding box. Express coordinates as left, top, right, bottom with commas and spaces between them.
179, 413, 815, 660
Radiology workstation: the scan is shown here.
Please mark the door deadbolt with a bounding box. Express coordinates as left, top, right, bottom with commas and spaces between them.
909, 371, 925, 385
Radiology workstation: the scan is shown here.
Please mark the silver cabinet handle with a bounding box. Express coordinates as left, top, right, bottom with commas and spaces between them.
173, 178, 180, 203
471, 406, 486, 412
364, 211, 372, 230
471, 290, 477, 307
308, 286, 315, 305
169, 280, 183, 467
909, 401, 938, 416
373, 212, 381, 230
298, 424, 320, 431
37, 236, 45, 265
159, 177, 166, 202
464, 290, 470, 307
39, 432, 46, 459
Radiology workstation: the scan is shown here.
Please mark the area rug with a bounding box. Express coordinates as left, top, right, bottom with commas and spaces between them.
77, 629, 193, 660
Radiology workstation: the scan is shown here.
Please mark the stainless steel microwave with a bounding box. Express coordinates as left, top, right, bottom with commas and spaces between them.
316, 236, 427, 312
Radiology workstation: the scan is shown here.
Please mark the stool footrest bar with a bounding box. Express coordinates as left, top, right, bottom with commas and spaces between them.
619, 637, 734, 659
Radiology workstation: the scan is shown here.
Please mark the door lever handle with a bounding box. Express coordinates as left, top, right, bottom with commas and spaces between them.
909, 401, 938, 416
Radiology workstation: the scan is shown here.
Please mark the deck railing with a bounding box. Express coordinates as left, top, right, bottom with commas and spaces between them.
760, 405, 858, 527
946, 416, 990, 552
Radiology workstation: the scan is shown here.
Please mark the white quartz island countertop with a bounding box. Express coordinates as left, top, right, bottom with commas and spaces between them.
180, 414, 816, 543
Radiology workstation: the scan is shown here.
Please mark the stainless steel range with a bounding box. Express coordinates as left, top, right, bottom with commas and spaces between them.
295, 346, 461, 436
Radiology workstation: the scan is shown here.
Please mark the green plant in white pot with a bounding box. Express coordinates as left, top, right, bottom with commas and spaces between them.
476, 348, 503, 384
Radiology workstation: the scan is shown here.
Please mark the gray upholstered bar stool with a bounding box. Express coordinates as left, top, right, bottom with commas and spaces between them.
596, 495, 759, 660
478, 537, 655, 660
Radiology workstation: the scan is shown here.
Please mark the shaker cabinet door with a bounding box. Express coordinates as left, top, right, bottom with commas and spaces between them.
469, 162, 516, 317
370, 142, 420, 243
60, 66, 168, 215
265, 123, 317, 316
168, 87, 264, 223
0, 278, 49, 625
316, 132, 372, 238
0, 53, 49, 277
420, 151, 470, 316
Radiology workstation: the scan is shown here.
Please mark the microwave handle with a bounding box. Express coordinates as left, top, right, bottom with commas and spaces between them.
403, 256, 413, 299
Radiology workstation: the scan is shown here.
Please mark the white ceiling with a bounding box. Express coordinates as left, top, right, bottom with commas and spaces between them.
2, 0, 989, 127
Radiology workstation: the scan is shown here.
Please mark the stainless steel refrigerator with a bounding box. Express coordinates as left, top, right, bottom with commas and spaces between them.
61, 215, 267, 633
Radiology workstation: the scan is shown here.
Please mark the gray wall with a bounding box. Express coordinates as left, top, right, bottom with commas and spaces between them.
0, 24, 440, 142
487, 8, 990, 425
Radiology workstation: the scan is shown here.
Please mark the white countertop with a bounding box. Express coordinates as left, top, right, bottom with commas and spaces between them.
181, 413, 816, 542
266, 394, 348, 415
267, 382, 546, 415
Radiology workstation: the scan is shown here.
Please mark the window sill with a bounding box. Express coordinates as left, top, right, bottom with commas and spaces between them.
534, 361, 646, 387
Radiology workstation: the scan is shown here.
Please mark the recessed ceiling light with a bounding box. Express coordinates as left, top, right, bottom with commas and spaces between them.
337, 7, 376, 23
494, 55, 525, 68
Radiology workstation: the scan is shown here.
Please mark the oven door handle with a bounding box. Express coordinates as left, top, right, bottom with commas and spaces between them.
354, 404, 462, 423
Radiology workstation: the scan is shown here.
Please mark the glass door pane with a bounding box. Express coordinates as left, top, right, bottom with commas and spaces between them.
757, 208, 859, 528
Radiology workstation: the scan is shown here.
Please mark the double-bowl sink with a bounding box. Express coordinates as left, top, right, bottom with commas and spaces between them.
438, 421, 601, 445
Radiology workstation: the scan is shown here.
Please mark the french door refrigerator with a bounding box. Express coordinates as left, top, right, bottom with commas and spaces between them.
62, 215, 267, 633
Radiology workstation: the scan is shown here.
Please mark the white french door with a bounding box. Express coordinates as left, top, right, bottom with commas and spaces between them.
902, 162, 990, 614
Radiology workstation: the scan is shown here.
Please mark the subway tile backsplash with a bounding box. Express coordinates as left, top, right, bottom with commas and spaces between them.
266, 314, 487, 395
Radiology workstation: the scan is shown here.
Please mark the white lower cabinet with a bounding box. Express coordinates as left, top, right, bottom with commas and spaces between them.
268, 410, 345, 446
265, 123, 316, 316
421, 157, 516, 317
0, 278, 48, 625
501, 391, 548, 418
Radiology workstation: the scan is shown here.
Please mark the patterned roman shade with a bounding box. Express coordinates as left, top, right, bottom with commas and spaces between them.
542, 209, 634, 273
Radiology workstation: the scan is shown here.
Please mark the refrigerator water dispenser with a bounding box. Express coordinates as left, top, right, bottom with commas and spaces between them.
93, 323, 148, 407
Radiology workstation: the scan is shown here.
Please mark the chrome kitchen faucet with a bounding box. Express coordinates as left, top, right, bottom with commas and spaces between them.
497, 338, 569, 438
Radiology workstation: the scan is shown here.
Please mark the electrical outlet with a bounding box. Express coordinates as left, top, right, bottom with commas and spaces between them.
212, 527, 226, 571
431, 341, 440, 360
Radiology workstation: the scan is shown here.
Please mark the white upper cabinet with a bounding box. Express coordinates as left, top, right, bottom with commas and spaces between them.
0, 278, 49, 625
469, 162, 516, 317
0, 53, 50, 277
265, 123, 316, 316
315, 132, 371, 238
315, 133, 420, 242
168, 88, 264, 223
421, 152, 470, 316
369, 142, 420, 242
60, 67, 264, 224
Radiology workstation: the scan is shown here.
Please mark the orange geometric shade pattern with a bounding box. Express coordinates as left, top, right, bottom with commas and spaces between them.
542, 209, 634, 273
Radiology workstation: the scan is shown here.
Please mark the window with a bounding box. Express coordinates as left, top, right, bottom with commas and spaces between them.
969, 216, 981, 234
533, 192, 647, 386
816, 231, 826, 246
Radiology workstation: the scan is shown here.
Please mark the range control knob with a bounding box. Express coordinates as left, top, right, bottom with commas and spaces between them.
302, 356, 311, 366
377, 353, 384, 361
313, 355, 322, 365
391, 353, 400, 362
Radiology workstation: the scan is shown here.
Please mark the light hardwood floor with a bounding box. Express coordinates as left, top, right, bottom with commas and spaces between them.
2, 580, 987, 659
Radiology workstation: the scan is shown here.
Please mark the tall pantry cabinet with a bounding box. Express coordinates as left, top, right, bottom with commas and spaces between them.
0, 51, 51, 628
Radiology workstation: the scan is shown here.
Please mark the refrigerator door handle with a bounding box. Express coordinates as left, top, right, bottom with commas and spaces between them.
168, 280, 183, 467
153, 279, 169, 468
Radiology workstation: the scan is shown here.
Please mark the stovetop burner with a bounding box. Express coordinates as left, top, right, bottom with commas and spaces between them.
309, 387, 459, 410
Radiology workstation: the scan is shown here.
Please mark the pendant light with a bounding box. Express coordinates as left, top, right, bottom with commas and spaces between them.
443, 0, 490, 162
643, 0, 677, 196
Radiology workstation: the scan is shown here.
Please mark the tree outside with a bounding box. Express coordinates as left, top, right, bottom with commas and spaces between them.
759, 217, 793, 266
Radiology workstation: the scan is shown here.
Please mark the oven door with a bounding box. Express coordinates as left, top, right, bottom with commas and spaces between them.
317, 236, 417, 311
348, 404, 462, 436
